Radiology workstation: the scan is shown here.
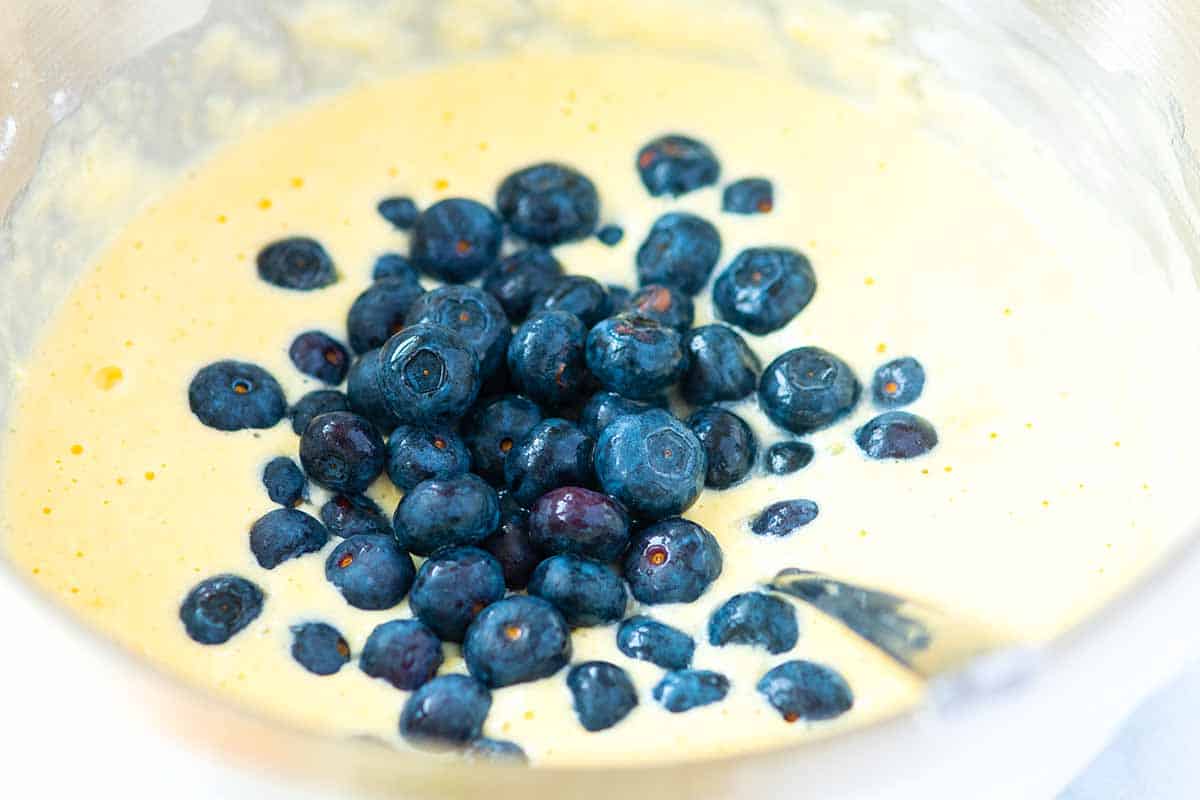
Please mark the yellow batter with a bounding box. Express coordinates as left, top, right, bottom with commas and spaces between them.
2, 49, 1198, 766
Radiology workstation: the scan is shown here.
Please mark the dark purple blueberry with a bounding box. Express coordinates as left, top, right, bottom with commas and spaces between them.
346, 277, 425, 354
531, 275, 610, 328
616, 616, 694, 670
507, 311, 589, 410
360, 619, 444, 690
377, 323, 481, 426
751, 499, 819, 537
596, 225, 624, 246
713, 247, 816, 335
480, 502, 539, 590
871, 357, 926, 408
463, 595, 571, 688
686, 406, 758, 490
289, 331, 351, 385
405, 285, 511, 380
180, 574, 263, 645
855, 412, 938, 459
764, 441, 814, 475
585, 314, 687, 402
566, 661, 638, 732
386, 424, 470, 490
681, 324, 760, 406
482, 248, 563, 322
627, 284, 694, 332
290, 389, 350, 435
623, 517, 722, 605
636, 212, 722, 296
319, 493, 391, 538
636, 134, 720, 197
496, 162, 599, 245
709, 593, 798, 654
257, 237, 336, 290
409, 546, 506, 642
757, 661, 853, 722
299, 411, 386, 494
722, 178, 774, 215
462, 394, 543, 485
504, 418, 595, 508
290, 622, 350, 675
594, 410, 705, 521
759, 347, 860, 435
393, 473, 500, 556
653, 670, 730, 713
262, 456, 307, 507
372, 253, 418, 282
188, 360, 287, 431
377, 196, 419, 230
400, 674, 492, 750
410, 198, 503, 283
325, 534, 415, 610
529, 486, 630, 562
249, 508, 329, 569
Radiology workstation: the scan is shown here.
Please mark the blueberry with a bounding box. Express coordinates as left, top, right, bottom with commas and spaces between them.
288, 330, 351, 386
578, 392, 664, 438
507, 311, 589, 409
855, 411, 938, 459
290, 622, 350, 675
400, 674, 492, 749
686, 407, 758, 490
372, 253, 418, 282
462, 395, 543, 485
249, 508, 329, 569
528, 554, 627, 627
290, 389, 350, 435
386, 424, 470, 490
360, 619, 444, 690
586, 315, 688, 402
616, 615, 695, 670
594, 410, 706, 521
378, 323, 481, 425
496, 162, 599, 245
605, 284, 632, 313
758, 347, 861, 435
757, 660, 853, 722
325, 534, 415, 610
566, 661, 638, 732
299, 411, 386, 494
622, 518, 723, 605
345, 350, 401, 432
463, 595, 572, 688
406, 285, 511, 379
504, 418, 595, 507
713, 247, 816, 335
681, 324, 760, 406
636, 134, 720, 197
377, 196, 419, 230
722, 178, 774, 215
531, 275, 610, 328
482, 248, 563, 322
410, 198, 503, 283
709, 593, 798, 654
627, 284, 694, 332
529, 486, 630, 562
320, 493, 391, 538
653, 670, 730, 713
393, 474, 500, 556
410, 547, 506, 642
596, 225, 624, 246
481, 502, 539, 590
465, 738, 527, 763
346, 277, 425, 355
764, 441, 814, 475
262, 456, 306, 507
256, 237, 337, 290
180, 574, 263, 645
871, 357, 926, 408
636, 212, 722, 296
188, 360, 287, 431
751, 499, 819, 537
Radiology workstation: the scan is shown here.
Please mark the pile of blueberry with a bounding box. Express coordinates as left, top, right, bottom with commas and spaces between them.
180, 133, 936, 760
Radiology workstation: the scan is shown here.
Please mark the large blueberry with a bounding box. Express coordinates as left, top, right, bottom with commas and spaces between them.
346, 277, 425, 355
764, 441, 814, 475
594, 410, 706, 521
627, 284, 694, 332
299, 411, 386, 494
507, 311, 589, 409
290, 389, 350, 435
463, 595, 572, 688
180, 574, 263, 645
481, 500, 540, 590
636, 134, 720, 197
709, 593, 798, 654
616, 616, 695, 670
586, 315, 687, 402
529, 486, 630, 562
462, 394, 543, 485
249, 508, 329, 569
623, 518, 722, 605
578, 391, 664, 438
290, 622, 351, 676
751, 499, 819, 537
257, 237, 337, 290
482, 248, 563, 322
504, 418, 595, 508
636, 212, 722, 296
372, 253, 418, 282
406, 285, 511, 380
872, 357, 926, 408
681, 325, 760, 406
378, 323, 481, 426
325, 534, 415, 610
393, 474, 500, 556
346, 350, 401, 432
386, 424, 470, 490
722, 178, 774, 215
528, 554, 627, 627
855, 411, 938, 459
653, 670, 730, 713
289, 330, 351, 385
758, 347, 861, 435
713, 248, 816, 335
377, 196, 419, 230
409, 547, 506, 643
531, 275, 610, 328
410, 198, 503, 283
400, 674, 492, 749
319, 493, 391, 538
757, 660, 853, 722
566, 661, 638, 732
360, 619, 444, 690
188, 360, 287, 432
262, 456, 307, 507
687, 407, 757, 489
496, 162, 599, 245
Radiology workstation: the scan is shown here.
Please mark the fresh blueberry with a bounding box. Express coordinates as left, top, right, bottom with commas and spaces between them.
496, 162, 599, 245
180, 574, 263, 645
463, 595, 572, 688
709, 593, 799, 654
256, 237, 337, 290
410, 198, 503, 283
594, 410, 706, 521
290, 389, 350, 435
686, 407, 757, 490
462, 395, 543, 485
722, 178, 774, 215
410, 547, 506, 642
757, 660, 853, 722
681, 324, 760, 406
622, 518, 723, 605
764, 441, 814, 475
325, 534, 415, 610
481, 501, 540, 590
606, 284, 632, 313
504, 418, 595, 507
464, 738, 527, 763
262, 456, 307, 506
346, 277, 425, 355
577, 392, 664, 438
372, 253, 418, 282
529, 487, 630, 562
377, 196, 419, 230
290, 622, 350, 676
249, 508, 329, 569
346, 349, 402, 432
751, 499, 819, 537
393, 474, 500, 556
320, 493, 391, 538
616, 616, 694, 670
636, 134, 720, 197
531, 275, 610, 328
507, 311, 589, 410
627, 284, 694, 332
377, 323, 481, 426
586, 315, 687, 401
871, 357, 926, 408
288, 331, 351, 386
653, 670, 730, 713
855, 411, 938, 459
386, 424, 470, 490
713, 247, 816, 335
188, 360, 287, 431
299, 411, 386, 494
528, 555, 627, 627
758, 347, 861, 435
360, 619, 444, 690
596, 225, 624, 246
400, 674, 492, 750
636, 212, 722, 296
482, 248, 563, 322
406, 285, 511, 379
566, 661, 638, 732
